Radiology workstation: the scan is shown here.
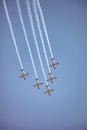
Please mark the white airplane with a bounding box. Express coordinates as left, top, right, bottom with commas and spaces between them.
44, 86, 54, 96
47, 73, 56, 84
19, 69, 29, 80
34, 78, 43, 89
49, 58, 59, 69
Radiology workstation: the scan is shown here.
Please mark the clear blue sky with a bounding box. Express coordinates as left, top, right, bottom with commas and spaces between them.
0, 0, 87, 130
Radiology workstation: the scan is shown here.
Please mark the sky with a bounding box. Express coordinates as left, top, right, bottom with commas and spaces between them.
0, 0, 87, 130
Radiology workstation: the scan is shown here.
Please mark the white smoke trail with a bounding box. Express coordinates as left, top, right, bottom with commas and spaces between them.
33, 0, 51, 74
36, 0, 54, 59
26, 0, 48, 85
16, 0, 38, 78
3, 0, 23, 69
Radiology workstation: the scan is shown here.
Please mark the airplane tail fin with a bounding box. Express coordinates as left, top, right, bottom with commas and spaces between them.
21, 69, 24, 71
51, 58, 55, 61
48, 72, 52, 75
57, 62, 59, 65
35, 78, 39, 80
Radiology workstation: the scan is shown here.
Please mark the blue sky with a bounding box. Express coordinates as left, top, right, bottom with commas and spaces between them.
0, 0, 87, 130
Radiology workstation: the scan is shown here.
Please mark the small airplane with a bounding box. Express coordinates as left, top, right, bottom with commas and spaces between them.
47, 73, 56, 84
19, 69, 29, 80
34, 78, 43, 89
44, 86, 54, 96
49, 58, 59, 69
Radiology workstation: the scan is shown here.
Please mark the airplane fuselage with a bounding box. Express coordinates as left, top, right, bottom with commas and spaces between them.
19, 69, 29, 80
47, 75, 56, 84
34, 81, 43, 89
49, 59, 59, 69
44, 88, 54, 96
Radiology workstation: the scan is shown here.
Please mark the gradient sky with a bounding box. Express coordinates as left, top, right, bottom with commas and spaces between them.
0, 0, 87, 130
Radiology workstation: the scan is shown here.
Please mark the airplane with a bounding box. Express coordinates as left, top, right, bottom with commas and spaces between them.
34, 78, 43, 89
44, 86, 54, 96
49, 58, 59, 69
47, 73, 56, 84
19, 69, 29, 80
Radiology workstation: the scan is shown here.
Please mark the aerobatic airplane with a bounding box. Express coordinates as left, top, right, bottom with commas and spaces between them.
49, 58, 59, 69
19, 69, 29, 80
34, 78, 43, 89
47, 73, 56, 84
44, 86, 54, 96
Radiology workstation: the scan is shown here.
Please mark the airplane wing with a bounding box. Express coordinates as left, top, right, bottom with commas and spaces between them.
34, 82, 43, 87
19, 73, 29, 79
34, 84, 41, 89
47, 78, 50, 81
24, 77, 26, 80
19, 75, 26, 80
47, 77, 56, 81
34, 84, 37, 87
49, 64, 52, 67
25, 73, 29, 76
49, 89, 54, 92
53, 77, 56, 80
44, 91, 48, 94
44, 89, 54, 94
19, 75, 23, 78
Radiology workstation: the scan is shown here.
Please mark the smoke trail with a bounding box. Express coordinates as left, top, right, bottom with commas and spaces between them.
33, 0, 51, 74
36, 0, 54, 59
26, 0, 48, 85
3, 0, 23, 69
16, 0, 38, 78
